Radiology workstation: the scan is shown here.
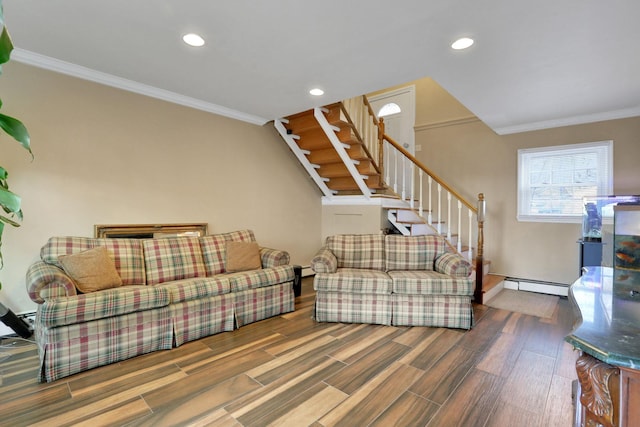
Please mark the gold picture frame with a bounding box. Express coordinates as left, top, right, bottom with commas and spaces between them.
94, 223, 208, 239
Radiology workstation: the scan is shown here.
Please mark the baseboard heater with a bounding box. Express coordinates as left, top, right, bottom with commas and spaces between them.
503, 277, 569, 297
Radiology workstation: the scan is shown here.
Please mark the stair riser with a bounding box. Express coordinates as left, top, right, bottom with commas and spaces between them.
319, 161, 378, 178
308, 145, 369, 165
327, 175, 383, 191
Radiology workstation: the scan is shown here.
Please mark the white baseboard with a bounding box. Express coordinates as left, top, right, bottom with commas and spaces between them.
503, 278, 568, 297
302, 266, 314, 277
504, 280, 519, 290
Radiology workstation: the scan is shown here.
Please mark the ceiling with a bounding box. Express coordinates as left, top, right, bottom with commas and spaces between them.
5, 1, 640, 134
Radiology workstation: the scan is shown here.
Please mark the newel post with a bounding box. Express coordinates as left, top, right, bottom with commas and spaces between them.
474, 193, 485, 304
378, 117, 385, 178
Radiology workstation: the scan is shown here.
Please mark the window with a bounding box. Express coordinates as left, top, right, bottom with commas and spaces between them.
517, 141, 613, 223
377, 102, 401, 118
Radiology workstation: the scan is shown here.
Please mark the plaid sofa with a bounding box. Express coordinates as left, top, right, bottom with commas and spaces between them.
26, 229, 295, 383
311, 234, 474, 329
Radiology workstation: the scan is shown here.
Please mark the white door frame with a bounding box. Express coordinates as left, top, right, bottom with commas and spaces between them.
368, 85, 416, 153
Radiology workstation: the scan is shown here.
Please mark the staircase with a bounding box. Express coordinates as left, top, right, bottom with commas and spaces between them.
274, 104, 384, 196
275, 95, 497, 304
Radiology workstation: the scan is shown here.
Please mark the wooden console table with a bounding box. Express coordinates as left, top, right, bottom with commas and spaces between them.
565, 267, 640, 427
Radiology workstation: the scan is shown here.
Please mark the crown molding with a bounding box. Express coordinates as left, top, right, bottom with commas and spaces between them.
493, 107, 640, 135
11, 48, 269, 126
414, 116, 480, 132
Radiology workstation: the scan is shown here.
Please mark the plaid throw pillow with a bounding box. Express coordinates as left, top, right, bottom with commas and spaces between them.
143, 237, 207, 285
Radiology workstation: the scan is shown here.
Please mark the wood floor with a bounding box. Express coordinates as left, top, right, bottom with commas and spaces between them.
0, 278, 578, 427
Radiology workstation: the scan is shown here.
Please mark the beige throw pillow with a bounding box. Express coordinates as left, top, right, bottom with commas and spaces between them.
59, 246, 123, 293
226, 241, 261, 272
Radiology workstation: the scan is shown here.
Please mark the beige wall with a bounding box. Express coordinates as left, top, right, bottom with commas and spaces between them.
321, 204, 385, 241
410, 79, 640, 284
0, 62, 323, 313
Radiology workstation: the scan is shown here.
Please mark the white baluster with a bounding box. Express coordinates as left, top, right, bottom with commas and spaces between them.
447, 192, 452, 241
437, 184, 442, 234
410, 163, 415, 209
419, 170, 424, 217
401, 156, 406, 200
428, 176, 433, 225
393, 149, 398, 193
457, 201, 462, 252
362, 117, 368, 151
468, 210, 473, 261
385, 142, 390, 185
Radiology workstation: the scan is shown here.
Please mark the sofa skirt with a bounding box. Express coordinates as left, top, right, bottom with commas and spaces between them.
314, 291, 392, 325
391, 294, 473, 329
234, 282, 294, 327
36, 306, 173, 383
170, 294, 236, 346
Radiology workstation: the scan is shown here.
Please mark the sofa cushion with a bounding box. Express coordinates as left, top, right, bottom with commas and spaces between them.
157, 276, 231, 303
38, 285, 170, 328
313, 268, 393, 294
199, 229, 256, 275
59, 246, 123, 293
226, 265, 295, 292
385, 235, 448, 271
226, 241, 261, 272
388, 270, 473, 296
143, 237, 207, 285
41, 237, 146, 285
325, 234, 385, 270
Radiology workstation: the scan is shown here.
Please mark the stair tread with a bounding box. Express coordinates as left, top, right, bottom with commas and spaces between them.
482, 274, 506, 293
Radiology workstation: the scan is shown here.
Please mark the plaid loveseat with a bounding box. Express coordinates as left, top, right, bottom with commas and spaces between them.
311, 234, 474, 329
26, 229, 295, 383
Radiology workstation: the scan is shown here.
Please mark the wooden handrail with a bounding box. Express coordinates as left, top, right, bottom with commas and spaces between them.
362, 96, 379, 126
381, 130, 478, 213
341, 95, 485, 302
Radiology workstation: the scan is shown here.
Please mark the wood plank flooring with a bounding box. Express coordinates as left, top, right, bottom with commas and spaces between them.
0, 278, 578, 426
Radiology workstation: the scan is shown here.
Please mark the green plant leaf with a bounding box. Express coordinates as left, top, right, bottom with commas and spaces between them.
0, 220, 4, 270
0, 113, 32, 155
0, 26, 13, 67
0, 211, 19, 226
0, 186, 20, 213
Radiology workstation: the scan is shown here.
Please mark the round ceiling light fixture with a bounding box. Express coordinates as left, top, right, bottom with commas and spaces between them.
309, 88, 325, 96
451, 37, 474, 50
183, 33, 205, 47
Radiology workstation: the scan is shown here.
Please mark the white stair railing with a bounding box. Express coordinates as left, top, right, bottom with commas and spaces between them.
380, 133, 478, 261
340, 95, 480, 262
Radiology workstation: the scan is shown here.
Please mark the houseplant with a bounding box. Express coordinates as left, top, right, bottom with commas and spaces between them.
0, 0, 32, 288
0, 0, 33, 338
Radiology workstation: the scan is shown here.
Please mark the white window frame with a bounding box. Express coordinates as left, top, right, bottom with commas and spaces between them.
517, 140, 613, 223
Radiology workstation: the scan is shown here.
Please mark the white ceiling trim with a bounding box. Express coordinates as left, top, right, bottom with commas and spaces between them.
11, 48, 269, 126
494, 106, 640, 135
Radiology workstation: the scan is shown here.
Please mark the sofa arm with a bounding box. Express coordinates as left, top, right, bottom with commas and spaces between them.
26, 261, 77, 304
260, 247, 290, 268
435, 252, 472, 278
311, 248, 338, 274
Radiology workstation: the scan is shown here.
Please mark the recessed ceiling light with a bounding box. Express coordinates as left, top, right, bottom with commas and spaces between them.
183, 33, 205, 47
451, 37, 474, 50
309, 88, 324, 96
